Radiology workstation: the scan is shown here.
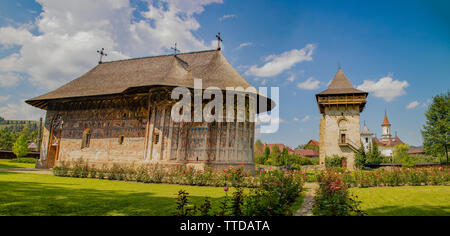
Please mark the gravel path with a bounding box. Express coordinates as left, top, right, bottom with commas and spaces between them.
296, 182, 319, 216
0, 168, 52, 175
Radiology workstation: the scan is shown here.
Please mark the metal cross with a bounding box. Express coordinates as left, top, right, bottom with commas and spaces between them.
216, 32, 223, 50
97, 48, 108, 64
171, 43, 180, 54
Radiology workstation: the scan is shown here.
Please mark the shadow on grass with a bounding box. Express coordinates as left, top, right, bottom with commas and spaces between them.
0, 172, 226, 216
365, 205, 450, 216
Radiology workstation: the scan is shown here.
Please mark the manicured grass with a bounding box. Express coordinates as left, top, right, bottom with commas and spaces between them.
350, 186, 450, 216
0, 172, 233, 216
0, 159, 35, 169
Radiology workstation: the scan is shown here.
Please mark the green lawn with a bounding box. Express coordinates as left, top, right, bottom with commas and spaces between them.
0, 172, 236, 216
350, 186, 450, 216
0, 159, 36, 169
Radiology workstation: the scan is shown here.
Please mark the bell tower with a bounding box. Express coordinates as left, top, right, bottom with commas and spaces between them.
316, 69, 368, 169
381, 111, 391, 142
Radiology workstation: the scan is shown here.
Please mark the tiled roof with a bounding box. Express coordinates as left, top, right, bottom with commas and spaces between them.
294, 149, 319, 157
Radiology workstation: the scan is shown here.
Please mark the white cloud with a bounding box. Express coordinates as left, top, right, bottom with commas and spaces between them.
293, 117, 299, 122
406, 101, 420, 110
297, 77, 320, 90
0, 101, 45, 120
245, 44, 315, 77
301, 115, 310, 122
220, 14, 236, 21
0, 0, 222, 90
357, 75, 409, 102
0, 72, 22, 87
0, 95, 10, 103
237, 42, 252, 49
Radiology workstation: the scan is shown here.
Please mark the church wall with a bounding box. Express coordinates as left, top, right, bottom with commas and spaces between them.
37, 98, 255, 173
319, 105, 361, 170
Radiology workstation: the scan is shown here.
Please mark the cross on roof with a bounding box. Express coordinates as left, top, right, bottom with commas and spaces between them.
97, 48, 108, 64
216, 32, 223, 50
171, 43, 180, 54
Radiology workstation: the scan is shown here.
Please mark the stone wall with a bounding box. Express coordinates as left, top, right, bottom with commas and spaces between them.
319, 105, 362, 170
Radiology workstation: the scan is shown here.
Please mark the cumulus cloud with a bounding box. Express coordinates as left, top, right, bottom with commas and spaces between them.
357, 75, 409, 102
0, 0, 222, 90
297, 77, 320, 90
0, 101, 45, 120
0, 72, 22, 87
406, 101, 420, 110
245, 44, 315, 77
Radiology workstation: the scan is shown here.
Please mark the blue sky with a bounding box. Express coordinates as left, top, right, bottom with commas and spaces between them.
0, 0, 449, 147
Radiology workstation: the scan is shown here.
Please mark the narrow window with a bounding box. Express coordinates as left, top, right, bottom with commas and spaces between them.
119, 136, 124, 145
81, 128, 91, 149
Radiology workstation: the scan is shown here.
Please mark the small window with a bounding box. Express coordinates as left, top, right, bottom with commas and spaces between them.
119, 136, 124, 145
365, 138, 369, 143
81, 128, 91, 149
152, 131, 160, 144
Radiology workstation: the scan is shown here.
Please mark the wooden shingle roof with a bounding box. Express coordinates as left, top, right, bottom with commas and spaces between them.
27, 50, 270, 110
317, 69, 367, 95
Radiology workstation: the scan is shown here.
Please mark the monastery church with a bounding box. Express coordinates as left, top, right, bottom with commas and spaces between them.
360, 112, 405, 157
26, 49, 271, 172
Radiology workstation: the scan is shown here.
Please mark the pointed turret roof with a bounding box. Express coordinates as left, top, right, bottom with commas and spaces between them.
317, 69, 367, 95
382, 111, 391, 126
361, 121, 373, 135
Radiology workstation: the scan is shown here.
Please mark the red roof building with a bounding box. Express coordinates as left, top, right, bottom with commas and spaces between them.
294, 149, 319, 158
306, 139, 320, 147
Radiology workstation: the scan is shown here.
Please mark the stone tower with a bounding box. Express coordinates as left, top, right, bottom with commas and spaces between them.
381, 111, 391, 142
315, 69, 368, 169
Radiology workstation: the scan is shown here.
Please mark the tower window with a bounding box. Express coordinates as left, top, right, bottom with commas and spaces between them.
366, 138, 369, 143
119, 136, 125, 145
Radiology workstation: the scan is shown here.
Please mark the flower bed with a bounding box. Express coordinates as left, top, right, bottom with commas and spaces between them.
52, 159, 307, 189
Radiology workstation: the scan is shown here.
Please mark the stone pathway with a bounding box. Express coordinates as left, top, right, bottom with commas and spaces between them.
0, 168, 52, 175
296, 182, 319, 216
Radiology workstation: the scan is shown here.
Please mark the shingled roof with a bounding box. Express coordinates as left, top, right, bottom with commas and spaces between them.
317, 69, 367, 95
27, 49, 269, 110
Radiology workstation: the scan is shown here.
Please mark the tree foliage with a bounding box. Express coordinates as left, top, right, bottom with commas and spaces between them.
12, 134, 30, 158
422, 92, 449, 163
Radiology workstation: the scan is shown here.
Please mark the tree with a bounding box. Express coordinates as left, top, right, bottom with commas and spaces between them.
269, 145, 282, 166
393, 144, 414, 167
254, 139, 264, 156
12, 134, 29, 158
422, 92, 449, 163
367, 142, 382, 164
281, 147, 290, 166
262, 146, 270, 165
354, 146, 367, 169
0, 129, 16, 151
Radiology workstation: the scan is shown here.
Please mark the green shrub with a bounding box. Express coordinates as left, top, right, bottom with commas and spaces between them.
313, 170, 365, 216
325, 155, 342, 168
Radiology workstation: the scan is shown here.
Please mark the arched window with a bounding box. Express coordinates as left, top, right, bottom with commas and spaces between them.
81, 128, 91, 149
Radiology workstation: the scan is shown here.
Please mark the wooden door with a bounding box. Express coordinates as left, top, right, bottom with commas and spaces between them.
46, 129, 61, 168
341, 157, 347, 168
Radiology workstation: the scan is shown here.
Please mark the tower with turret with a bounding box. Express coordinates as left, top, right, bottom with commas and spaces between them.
316, 69, 368, 169
381, 111, 391, 142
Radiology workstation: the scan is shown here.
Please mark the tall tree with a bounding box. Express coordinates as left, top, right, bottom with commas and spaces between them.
12, 134, 29, 158
422, 92, 449, 163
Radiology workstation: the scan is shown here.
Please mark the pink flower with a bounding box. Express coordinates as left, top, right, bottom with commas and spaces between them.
224, 187, 229, 192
